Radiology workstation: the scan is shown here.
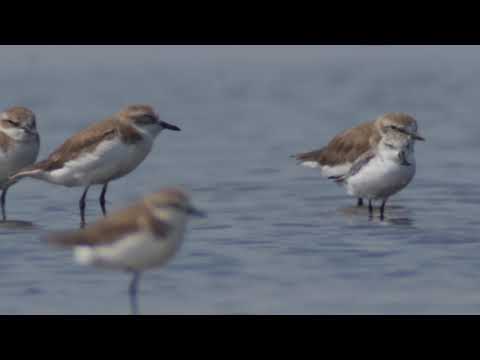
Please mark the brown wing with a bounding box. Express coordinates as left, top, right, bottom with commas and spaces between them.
294, 121, 380, 167
47, 203, 172, 247
329, 149, 376, 183
35, 118, 119, 172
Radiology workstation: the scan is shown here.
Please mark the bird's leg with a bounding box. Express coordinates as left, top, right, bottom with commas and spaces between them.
357, 198, 364, 207
99, 183, 109, 216
79, 185, 90, 228
380, 199, 387, 221
368, 199, 373, 220
129, 271, 141, 315
1, 187, 8, 221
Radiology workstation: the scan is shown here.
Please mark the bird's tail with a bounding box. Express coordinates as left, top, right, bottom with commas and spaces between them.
328, 175, 346, 184
41, 229, 94, 265
44, 229, 86, 248
290, 152, 310, 164
290, 149, 323, 167
5, 160, 49, 188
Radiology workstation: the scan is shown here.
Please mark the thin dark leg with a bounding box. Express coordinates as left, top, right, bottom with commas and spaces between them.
79, 186, 90, 228
99, 183, 109, 216
380, 199, 387, 221
357, 198, 364, 207
129, 271, 141, 315
1, 187, 8, 221
368, 199, 373, 219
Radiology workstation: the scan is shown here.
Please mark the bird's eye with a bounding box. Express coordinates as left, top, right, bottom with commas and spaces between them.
136, 115, 157, 124
5, 119, 19, 127
389, 125, 409, 135
385, 143, 395, 149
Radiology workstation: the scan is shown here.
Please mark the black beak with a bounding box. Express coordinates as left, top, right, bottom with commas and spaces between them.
187, 206, 207, 218
159, 120, 181, 131
404, 129, 425, 141
412, 133, 425, 141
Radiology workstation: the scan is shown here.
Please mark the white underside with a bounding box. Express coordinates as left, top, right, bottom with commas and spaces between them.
42, 137, 153, 187
0, 140, 39, 187
74, 223, 186, 271
343, 156, 416, 200
300, 161, 352, 178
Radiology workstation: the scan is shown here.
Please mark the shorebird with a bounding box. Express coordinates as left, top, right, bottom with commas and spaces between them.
329, 119, 424, 219
7, 105, 180, 227
293, 112, 424, 212
46, 188, 205, 315
0, 106, 40, 220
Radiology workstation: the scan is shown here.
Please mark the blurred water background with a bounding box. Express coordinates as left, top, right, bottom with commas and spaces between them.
0, 45, 479, 314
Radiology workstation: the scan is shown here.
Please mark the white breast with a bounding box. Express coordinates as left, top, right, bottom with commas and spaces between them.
0, 140, 40, 187
345, 156, 416, 200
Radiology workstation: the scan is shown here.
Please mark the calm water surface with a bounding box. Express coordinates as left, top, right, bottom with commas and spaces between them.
0, 45, 479, 314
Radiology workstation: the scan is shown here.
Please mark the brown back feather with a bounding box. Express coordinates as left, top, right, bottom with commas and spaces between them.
47, 202, 171, 247
294, 121, 380, 166
30, 117, 143, 172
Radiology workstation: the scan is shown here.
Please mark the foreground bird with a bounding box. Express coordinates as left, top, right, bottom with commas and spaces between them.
7, 105, 180, 227
0, 106, 40, 220
46, 188, 205, 315
293, 112, 425, 213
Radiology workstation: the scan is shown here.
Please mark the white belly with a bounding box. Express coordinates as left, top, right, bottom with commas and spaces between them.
0, 140, 40, 187
345, 157, 416, 200
74, 229, 185, 271
45, 138, 152, 187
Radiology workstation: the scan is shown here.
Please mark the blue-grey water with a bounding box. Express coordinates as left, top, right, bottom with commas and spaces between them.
0, 45, 479, 314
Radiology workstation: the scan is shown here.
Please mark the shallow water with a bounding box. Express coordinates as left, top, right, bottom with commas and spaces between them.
0, 45, 479, 314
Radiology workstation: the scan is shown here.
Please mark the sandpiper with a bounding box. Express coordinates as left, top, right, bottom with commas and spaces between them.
0, 106, 40, 220
292, 112, 424, 209
7, 105, 180, 227
46, 188, 205, 315
329, 117, 424, 219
